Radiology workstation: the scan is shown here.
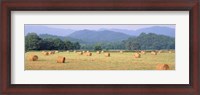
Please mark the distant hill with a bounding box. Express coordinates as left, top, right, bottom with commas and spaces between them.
26, 25, 175, 44
68, 29, 131, 43
123, 32, 175, 50
39, 34, 85, 43
111, 26, 175, 37
25, 25, 75, 36
25, 25, 175, 37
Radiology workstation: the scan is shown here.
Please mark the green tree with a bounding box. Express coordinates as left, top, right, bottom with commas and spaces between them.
52, 38, 65, 50
25, 33, 42, 51
123, 33, 175, 50
73, 42, 81, 50
64, 40, 73, 50
94, 45, 102, 51
41, 38, 55, 50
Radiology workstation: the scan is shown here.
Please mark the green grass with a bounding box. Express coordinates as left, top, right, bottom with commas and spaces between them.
25, 51, 175, 70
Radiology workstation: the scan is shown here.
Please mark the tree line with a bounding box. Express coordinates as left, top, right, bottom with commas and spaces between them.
25, 32, 175, 51
122, 33, 175, 50
81, 33, 175, 50
25, 33, 80, 51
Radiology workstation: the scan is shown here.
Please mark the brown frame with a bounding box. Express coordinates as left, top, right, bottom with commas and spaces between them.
0, 0, 199, 95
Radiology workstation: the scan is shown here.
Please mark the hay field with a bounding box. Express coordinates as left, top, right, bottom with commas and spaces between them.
25, 51, 175, 70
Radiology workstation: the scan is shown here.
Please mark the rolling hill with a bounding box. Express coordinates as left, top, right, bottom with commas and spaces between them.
25, 25, 75, 36
111, 26, 175, 37
68, 29, 131, 43
26, 25, 175, 44
39, 34, 85, 43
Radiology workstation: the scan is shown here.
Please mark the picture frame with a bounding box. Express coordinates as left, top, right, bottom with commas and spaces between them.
0, 0, 199, 95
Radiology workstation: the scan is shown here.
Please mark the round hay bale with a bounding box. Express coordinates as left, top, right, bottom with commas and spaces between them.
120, 51, 123, 53
78, 52, 83, 55
82, 51, 85, 53
28, 55, 38, 61
55, 50, 59, 53
96, 51, 101, 54
57, 56, 65, 63
101, 51, 104, 53
41, 51, 45, 54
104, 53, 110, 57
42, 51, 47, 55
156, 64, 170, 70
67, 50, 70, 53
48, 51, 54, 55
83, 52, 87, 56
74, 50, 76, 53
43, 52, 49, 56
133, 53, 141, 58
141, 51, 146, 54
86, 52, 92, 56
86, 51, 90, 53
169, 51, 172, 53
151, 51, 157, 55
158, 50, 162, 53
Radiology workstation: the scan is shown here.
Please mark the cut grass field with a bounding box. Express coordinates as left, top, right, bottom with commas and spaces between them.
25, 51, 175, 70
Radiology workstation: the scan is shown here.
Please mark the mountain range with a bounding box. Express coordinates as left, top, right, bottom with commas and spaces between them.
110, 26, 175, 37
25, 25, 75, 36
25, 25, 175, 44
68, 29, 131, 43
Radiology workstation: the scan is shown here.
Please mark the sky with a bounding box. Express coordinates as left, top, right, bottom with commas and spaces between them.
43, 24, 175, 31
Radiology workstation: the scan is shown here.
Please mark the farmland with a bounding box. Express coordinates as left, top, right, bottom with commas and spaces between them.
25, 51, 175, 70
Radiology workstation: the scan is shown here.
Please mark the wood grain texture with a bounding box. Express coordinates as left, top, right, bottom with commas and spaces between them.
0, 0, 199, 95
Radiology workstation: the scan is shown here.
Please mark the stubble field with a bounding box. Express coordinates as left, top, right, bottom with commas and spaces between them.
25, 51, 175, 70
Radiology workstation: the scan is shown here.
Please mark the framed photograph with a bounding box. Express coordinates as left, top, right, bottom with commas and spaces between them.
0, 0, 199, 95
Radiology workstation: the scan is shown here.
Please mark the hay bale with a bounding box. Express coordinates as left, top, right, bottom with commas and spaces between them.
156, 64, 170, 70
57, 56, 65, 63
74, 50, 76, 53
48, 51, 51, 54
169, 51, 172, 53
82, 51, 85, 53
67, 50, 70, 53
28, 55, 38, 61
158, 50, 162, 53
41, 51, 45, 54
78, 52, 83, 55
133, 53, 141, 58
101, 51, 104, 53
151, 51, 157, 55
96, 51, 101, 54
86, 52, 92, 56
104, 53, 110, 57
83, 52, 87, 56
48, 51, 55, 54
141, 51, 146, 54
43, 52, 49, 56
55, 50, 59, 53
120, 51, 123, 53
86, 51, 89, 53
42, 51, 48, 55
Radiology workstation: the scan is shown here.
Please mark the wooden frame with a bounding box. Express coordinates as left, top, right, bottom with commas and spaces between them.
0, 0, 199, 95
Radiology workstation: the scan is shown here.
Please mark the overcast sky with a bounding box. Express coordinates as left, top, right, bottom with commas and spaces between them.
42, 24, 175, 30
